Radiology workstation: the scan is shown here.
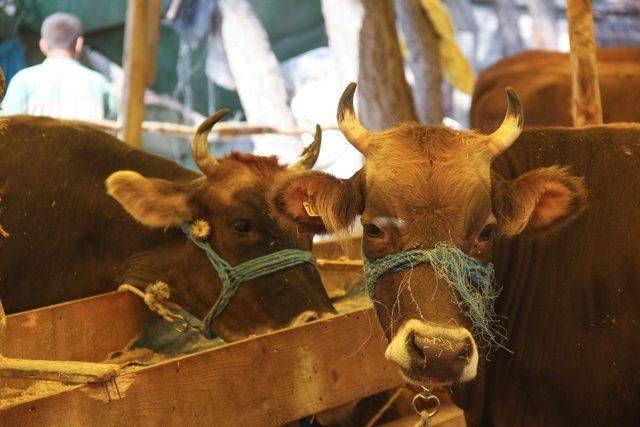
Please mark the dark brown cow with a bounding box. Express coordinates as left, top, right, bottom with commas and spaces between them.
0, 110, 334, 341
271, 83, 640, 426
471, 46, 640, 132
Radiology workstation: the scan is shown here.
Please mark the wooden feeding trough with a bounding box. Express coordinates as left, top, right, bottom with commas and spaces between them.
0, 235, 464, 426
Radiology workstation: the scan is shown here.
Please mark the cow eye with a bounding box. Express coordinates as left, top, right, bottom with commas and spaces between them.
364, 224, 383, 238
478, 224, 496, 241
233, 220, 252, 235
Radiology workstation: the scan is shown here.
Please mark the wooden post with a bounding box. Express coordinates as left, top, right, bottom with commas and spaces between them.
358, 0, 417, 130
121, 0, 149, 147
218, 0, 305, 164
566, 0, 603, 126
0, 298, 6, 356
1, 297, 120, 384
394, 0, 444, 125
321, 0, 364, 86
145, 0, 163, 85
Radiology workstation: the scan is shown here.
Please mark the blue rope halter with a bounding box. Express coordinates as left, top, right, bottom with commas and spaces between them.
363, 243, 505, 348
181, 221, 317, 337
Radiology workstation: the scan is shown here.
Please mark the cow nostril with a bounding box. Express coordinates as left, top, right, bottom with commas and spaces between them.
410, 334, 426, 358
456, 338, 473, 362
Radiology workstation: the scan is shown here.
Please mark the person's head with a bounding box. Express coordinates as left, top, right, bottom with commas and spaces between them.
39, 12, 84, 59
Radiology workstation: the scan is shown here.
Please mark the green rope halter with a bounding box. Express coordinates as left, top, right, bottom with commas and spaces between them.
181, 221, 317, 337
364, 243, 505, 349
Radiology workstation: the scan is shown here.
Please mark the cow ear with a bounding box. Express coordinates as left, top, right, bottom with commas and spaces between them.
492, 166, 588, 237
106, 171, 194, 228
271, 170, 364, 234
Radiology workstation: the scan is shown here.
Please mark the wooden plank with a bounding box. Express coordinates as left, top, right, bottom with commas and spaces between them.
3, 291, 150, 363
145, 0, 162, 85
314, 235, 363, 297
121, 0, 149, 147
566, 0, 603, 126
0, 309, 403, 425
312, 235, 362, 259
75, 117, 338, 139
0, 298, 6, 356
0, 359, 119, 383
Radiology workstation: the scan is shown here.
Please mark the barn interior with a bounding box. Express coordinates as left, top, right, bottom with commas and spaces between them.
0, 0, 639, 426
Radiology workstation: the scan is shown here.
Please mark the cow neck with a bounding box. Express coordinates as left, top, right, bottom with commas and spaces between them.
180, 221, 318, 338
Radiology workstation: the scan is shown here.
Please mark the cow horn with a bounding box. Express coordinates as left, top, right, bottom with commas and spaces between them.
487, 87, 523, 157
289, 124, 322, 172
192, 108, 229, 177
337, 82, 371, 155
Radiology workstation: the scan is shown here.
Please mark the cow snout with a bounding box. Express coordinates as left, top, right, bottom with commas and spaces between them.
385, 319, 479, 385
410, 333, 473, 379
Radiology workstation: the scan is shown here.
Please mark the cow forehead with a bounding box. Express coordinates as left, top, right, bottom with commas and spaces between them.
358, 127, 493, 238
198, 155, 284, 206
363, 150, 491, 216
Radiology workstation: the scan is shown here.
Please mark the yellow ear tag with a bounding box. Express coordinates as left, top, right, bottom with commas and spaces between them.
303, 200, 321, 217
191, 219, 211, 239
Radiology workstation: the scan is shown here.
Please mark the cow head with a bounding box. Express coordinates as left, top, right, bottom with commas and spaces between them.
271, 84, 588, 385
106, 110, 334, 341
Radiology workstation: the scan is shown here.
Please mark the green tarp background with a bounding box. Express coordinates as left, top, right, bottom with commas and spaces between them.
0, 0, 327, 117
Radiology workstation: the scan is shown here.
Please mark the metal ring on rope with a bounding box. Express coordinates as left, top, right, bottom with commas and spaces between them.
412, 387, 440, 426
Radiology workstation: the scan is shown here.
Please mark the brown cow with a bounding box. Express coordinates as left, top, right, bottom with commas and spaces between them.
0, 109, 334, 342
471, 46, 640, 131
271, 83, 640, 426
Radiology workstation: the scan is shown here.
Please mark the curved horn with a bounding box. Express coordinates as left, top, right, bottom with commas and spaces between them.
337, 82, 371, 155
487, 87, 524, 157
289, 124, 322, 172
192, 108, 229, 177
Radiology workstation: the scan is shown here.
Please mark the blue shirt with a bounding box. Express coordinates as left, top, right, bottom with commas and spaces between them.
1, 57, 116, 120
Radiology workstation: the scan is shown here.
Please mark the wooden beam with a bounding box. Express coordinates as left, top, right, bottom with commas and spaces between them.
121, 0, 149, 147
145, 0, 162, 85
74, 118, 338, 140
394, 0, 444, 124
358, 0, 417, 130
0, 359, 119, 384
3, 291, 150, 363
566, 0, 603, 126
0, 298, 6, 356
0, 309, 403, 424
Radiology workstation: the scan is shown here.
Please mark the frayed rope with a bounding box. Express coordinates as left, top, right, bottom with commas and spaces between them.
364, 243, 507, 350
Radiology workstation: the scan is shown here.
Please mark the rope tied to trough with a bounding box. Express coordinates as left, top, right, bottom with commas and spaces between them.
364, 243, 506, 350
119, 282, 201, 333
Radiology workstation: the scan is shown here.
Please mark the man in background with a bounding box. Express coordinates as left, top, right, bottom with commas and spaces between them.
1, 12, 116, 120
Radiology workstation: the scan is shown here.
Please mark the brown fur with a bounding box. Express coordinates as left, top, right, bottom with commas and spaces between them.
471, 46, 640, 131
1, 115, 334, 341
271, 170, 364, 234
492, 166, 589, 237
106, 171, 195, 228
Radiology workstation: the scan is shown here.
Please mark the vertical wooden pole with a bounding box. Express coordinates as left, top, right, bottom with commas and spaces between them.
358, 0, 417, 130
145, 0, 162, 86
394, 0, 444, 125
566, 0, 603, 126
121, 0, 149, 147
0, 297, 6, 356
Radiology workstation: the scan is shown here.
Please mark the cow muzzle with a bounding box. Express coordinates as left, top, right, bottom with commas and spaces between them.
385, 319, 478, 385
